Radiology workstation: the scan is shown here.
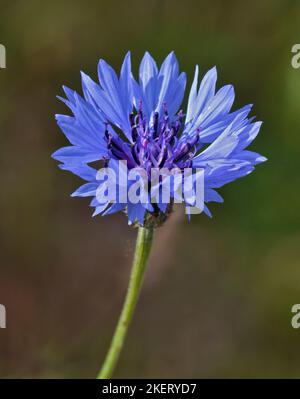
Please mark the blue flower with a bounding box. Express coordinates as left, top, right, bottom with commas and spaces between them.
52, 51, 266, 226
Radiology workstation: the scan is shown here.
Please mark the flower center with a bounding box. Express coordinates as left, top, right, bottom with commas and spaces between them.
105, 106, 200, 174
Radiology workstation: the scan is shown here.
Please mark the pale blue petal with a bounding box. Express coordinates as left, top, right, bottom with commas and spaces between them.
205, 188, 224, 203
71, 182, 98, 197
186, 66, 217, 124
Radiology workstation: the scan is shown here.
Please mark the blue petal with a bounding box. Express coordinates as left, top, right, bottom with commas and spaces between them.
204, 188, 224, 203
119, 52, 133, 118
61, 86, 76, 106
133, 51, 186, 120
81, 72, 105, 110
193, 118, 240, 162
102, 202, 127, 216
52, 146, 103, 164
98, 56, 133, 139
81, 73, 124, 130
71, 182, 98, 197
230, 121, 262, 154
127, 203, 146, 225
55, 89, 108, 159
59, 163, 97, 181
92, 202, 110, 217
185, 65, 217, 125
203, 205, 213, 218
138, 51, 159, 118
195, 84, 235, 128
156, 52, 180, 114
204, 162, 254, 189
199, 104, 253, 143
237, 150, 267, 165
167, 72, 186, 117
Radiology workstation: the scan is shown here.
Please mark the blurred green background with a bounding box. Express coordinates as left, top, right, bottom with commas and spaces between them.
0, 0, 300, 378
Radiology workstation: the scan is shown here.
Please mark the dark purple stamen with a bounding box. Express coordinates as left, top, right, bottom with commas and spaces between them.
106, 105, 200, 174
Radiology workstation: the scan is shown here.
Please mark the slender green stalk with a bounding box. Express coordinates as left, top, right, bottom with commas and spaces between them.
97, 226, 154, 379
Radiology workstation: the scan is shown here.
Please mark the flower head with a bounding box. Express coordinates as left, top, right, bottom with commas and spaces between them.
52, 51, 266, 226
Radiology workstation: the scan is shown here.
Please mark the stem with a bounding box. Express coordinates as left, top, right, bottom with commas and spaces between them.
97, 226, 154, 379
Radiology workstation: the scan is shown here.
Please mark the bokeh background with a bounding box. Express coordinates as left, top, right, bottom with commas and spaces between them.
0, 0, 300, 378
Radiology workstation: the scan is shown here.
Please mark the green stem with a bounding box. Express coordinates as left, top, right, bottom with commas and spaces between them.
97, 226, 154, 379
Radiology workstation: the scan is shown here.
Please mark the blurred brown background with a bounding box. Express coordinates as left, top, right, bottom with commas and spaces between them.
0, 0, 300, 378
